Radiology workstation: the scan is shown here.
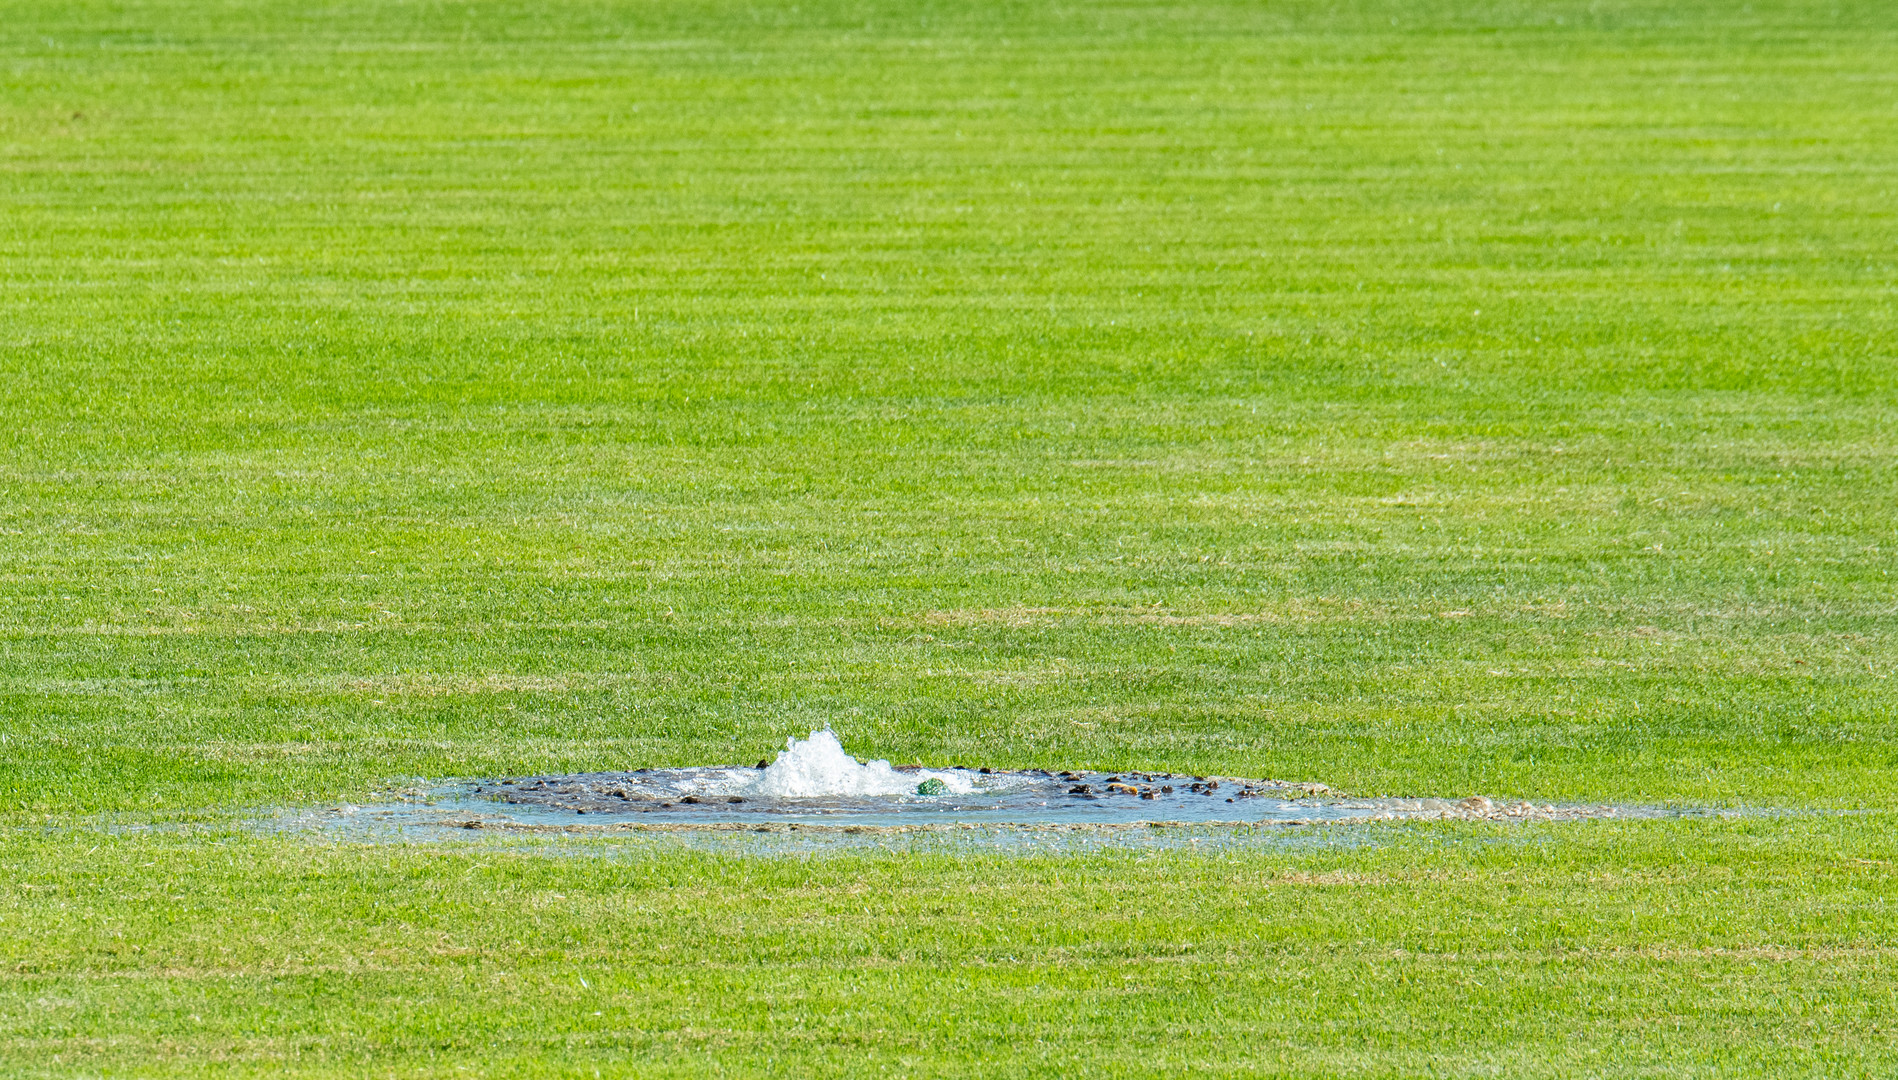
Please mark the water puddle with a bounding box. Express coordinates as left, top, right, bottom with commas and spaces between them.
268, 729, 1665, 846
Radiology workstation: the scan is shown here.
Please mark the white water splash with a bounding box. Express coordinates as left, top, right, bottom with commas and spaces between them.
746, 728, 974, 798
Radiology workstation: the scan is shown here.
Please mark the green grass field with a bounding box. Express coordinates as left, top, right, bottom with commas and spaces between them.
3, 0, 1896, 1073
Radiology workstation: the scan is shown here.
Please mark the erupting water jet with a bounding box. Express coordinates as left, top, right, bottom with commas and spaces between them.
745, 728, 974, 798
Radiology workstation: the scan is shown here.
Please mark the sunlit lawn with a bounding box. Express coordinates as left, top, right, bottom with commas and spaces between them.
2, 0, 1895, 1073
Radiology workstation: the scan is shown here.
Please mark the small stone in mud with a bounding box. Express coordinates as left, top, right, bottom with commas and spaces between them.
1140, 792, 1157, 800
728, 796, 745, 804
1161, 785, 1173, 793
1460, 796, 1493, 812
680, 795, 704, 804
1068, 784, 1092, 795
